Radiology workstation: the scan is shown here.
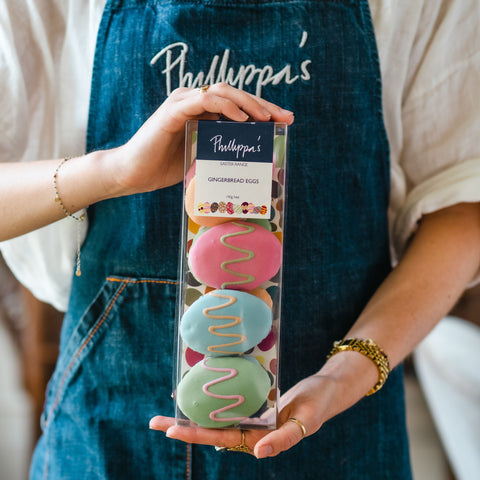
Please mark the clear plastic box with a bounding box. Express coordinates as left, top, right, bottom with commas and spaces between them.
174, 120, 287, 430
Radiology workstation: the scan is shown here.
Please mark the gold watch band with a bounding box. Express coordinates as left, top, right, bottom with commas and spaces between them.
327, 338, 390, 396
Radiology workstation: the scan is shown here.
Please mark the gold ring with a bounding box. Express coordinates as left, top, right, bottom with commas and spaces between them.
198, 84, 210, 93
226, 430, 254, 455
288, 418, 306, 438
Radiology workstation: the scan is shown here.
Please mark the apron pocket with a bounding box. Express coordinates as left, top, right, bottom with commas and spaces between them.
42, 275, 179, 429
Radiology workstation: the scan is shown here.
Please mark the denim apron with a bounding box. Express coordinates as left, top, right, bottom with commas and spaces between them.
31, 0, 412, 478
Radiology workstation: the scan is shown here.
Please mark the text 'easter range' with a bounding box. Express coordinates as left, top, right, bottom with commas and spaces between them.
174, 120, 287, 430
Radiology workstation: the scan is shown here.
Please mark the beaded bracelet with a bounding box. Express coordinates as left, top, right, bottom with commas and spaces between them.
53, 158, 86, 222
53, 158, 86, 276
326, 338, 390, 396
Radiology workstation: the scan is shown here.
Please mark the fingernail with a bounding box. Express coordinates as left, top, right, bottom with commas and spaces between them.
256, 445, 273, 458
148, 418, 158, 429
280, 108, 294, 116
261, 108, 272, 118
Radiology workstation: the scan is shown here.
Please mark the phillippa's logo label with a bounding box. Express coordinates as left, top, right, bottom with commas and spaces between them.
194, 121, 280, 220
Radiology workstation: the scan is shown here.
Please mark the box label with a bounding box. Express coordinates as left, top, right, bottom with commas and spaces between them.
195, 121, 274, 219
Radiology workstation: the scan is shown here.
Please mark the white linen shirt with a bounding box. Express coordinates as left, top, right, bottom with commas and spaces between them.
1, 0, 479, 311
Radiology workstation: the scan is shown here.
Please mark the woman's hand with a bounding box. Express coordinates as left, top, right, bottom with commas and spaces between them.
149, 374, 329, 459
149, 352, 376, 459
108, 83, 294, 196
0, 84, 293, 240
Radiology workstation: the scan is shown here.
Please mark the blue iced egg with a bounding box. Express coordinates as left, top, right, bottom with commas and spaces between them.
180, 289, 272, 356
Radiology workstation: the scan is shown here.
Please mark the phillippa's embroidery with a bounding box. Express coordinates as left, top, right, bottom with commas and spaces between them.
150, 32, 312, 96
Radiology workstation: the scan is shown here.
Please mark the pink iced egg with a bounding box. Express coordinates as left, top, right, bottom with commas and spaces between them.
188, 221, 282, 290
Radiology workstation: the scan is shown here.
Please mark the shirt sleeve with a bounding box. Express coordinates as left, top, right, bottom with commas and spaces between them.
0, 0, 96, 311
0, 1, 29, 162
391, 0, 480, 284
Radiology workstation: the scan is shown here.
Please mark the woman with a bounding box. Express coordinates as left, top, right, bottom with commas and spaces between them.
1, 0, 479, 478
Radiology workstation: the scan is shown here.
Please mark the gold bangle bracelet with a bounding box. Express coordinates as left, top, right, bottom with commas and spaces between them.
326, 338, 390, 396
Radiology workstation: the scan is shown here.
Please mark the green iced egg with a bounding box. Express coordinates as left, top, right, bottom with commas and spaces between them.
176, 356, 270, 428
